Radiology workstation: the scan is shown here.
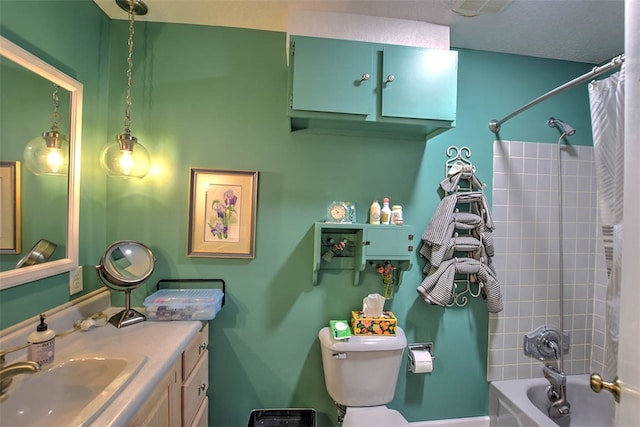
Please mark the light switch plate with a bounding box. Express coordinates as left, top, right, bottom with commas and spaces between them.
69, 266, 83, 295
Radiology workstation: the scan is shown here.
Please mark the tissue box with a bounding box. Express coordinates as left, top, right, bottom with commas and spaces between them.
351, 311, 397, 335
143, 289, 224, 321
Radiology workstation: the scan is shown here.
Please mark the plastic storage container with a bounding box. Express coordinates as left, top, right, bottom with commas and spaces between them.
247, 409, 316, 427
143, 289, 224, 321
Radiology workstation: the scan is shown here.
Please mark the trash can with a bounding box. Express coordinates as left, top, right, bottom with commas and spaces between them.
247, 408, 316, 427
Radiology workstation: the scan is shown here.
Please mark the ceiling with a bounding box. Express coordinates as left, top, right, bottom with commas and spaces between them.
93, 0, 625, 64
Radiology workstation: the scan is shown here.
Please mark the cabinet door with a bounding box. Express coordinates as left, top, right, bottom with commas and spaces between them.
183, 351, 209, 427
127, 359, 181, 427
183, 323, 208, 380
364, 226, 414, 259
291, 36, 374, 115
190, 396, 208, 427
381, 46, 458, 121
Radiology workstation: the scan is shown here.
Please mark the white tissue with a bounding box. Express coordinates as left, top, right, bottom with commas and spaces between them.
363, 293, 385, 317
409, 349, 433, 373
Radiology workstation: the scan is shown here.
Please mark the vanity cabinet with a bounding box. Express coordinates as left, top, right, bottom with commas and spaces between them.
128, 322, 209, 427
313, 222, 414, 285
182, 323, 209, 427
127, 358, 181, 427
289, 36, 458, 140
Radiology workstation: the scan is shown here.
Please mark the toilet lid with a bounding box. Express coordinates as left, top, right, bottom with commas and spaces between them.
342, 406, 410, 427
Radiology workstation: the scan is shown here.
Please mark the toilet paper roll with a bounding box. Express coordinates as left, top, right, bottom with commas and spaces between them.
409, 349, 433, 373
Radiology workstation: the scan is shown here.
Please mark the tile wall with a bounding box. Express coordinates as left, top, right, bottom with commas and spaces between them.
488, 140, 608, 381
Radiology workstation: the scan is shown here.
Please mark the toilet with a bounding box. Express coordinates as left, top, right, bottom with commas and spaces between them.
318, 326, 410, 427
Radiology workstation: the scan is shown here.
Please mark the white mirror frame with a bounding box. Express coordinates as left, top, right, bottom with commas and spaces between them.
0, 36, 82, 290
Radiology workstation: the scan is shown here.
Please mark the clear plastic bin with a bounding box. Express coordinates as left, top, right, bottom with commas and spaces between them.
143, 289, 223, 321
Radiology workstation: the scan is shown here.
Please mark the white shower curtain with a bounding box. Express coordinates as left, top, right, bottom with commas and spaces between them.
589, 65, 625, 380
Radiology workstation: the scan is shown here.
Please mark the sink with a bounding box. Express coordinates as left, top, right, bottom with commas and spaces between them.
0, 353, 145, 427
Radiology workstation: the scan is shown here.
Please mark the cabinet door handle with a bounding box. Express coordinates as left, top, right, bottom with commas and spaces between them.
360, 73, 370, 81
198, 383, 207, 395
198, 342, 208, 353
385, 74, 395, 83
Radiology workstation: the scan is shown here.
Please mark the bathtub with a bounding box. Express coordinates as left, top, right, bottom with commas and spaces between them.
489, 374, 615, 427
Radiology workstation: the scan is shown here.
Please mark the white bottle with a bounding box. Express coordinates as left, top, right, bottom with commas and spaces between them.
380, 198, 391, 224
369, 200, 381, 224
28, 313, 56, 365
391, 205, 404, 225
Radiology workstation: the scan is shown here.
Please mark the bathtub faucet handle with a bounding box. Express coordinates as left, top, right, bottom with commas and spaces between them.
543, 337, 560, 360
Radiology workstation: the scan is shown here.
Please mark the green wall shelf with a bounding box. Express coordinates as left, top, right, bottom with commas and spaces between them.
312, 222, 415, 285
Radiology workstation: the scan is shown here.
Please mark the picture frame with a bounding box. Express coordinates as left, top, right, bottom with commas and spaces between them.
188, 168, 258, 259
0, 161, 21, 254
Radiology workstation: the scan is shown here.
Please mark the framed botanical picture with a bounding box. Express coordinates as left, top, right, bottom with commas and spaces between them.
188, 168, 258, 259
0, 161, 21, 254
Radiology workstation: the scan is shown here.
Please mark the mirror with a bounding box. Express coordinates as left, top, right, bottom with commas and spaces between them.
0, 36, 81, 289
96, 241, 156, 328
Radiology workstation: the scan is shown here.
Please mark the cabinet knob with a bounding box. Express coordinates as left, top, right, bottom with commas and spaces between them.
198, 342, 208, 353
198, 383, 207, 395
360, 73, 370, 81
385, 74, 395, 83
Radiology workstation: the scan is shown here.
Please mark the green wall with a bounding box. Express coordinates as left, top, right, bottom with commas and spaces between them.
1, 2, 595, 425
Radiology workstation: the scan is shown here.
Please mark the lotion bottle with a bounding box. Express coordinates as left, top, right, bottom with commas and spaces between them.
380, 198, 391, 224
369, 200, 381, 224
28, 313, 56, 365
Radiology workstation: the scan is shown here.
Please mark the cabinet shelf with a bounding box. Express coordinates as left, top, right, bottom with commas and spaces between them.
313, 222, 414, 285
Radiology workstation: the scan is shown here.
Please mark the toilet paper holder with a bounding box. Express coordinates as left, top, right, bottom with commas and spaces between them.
407, 343, 434, 371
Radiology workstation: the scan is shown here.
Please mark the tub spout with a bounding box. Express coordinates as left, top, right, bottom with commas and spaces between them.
543, 364, 565, 387
543, 365, 571, 418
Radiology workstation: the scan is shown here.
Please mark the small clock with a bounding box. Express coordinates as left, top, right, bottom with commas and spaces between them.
327, 201, 351, 223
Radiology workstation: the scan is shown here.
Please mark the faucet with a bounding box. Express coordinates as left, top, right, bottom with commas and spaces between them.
542, 364, 571, 418
0, 348, 42, 399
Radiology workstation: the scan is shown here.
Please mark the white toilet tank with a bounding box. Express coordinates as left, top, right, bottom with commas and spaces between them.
318, 326, 407, 407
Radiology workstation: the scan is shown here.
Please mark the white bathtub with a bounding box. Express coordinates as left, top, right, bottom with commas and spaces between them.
489, 374, 615, 427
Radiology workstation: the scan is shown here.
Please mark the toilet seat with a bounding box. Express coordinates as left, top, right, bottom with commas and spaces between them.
342, 405, 411, 427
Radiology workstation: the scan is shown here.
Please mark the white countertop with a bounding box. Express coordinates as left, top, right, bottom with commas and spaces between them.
0, 289, 203, 426
77, 318, 202, 426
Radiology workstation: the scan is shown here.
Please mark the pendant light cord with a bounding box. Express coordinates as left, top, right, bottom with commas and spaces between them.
124, 2, 135, 135
50, 84, 60, 132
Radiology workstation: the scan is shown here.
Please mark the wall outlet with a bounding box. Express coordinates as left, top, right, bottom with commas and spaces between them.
69, 266, 83, 295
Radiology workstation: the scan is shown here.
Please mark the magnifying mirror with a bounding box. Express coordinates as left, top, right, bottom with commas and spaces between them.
15, 239, 58, 268
96, 240, 155, 328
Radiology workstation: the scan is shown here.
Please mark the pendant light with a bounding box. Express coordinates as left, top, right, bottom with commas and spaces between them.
24, 84, 69, 175
100, 0, 151, 179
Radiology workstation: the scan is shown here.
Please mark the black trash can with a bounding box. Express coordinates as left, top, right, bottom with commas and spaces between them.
247, 408, 316, 427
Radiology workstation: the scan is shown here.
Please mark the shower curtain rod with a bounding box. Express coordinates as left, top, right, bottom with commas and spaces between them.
488, 54, 625, 135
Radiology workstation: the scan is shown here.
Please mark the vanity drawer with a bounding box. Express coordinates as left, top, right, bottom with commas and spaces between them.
183, 322, 208, 378
182, 350, 208, 426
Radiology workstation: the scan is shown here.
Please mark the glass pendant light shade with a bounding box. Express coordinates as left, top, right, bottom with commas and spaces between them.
100, 132, 150, 179
24, 130, 69, 175
101, 0, 152, 179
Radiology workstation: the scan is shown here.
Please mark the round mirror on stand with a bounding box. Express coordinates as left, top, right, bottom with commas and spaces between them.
96, 240, 155, 328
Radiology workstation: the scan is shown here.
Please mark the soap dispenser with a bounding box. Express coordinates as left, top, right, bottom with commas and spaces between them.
27, 313, 56, 365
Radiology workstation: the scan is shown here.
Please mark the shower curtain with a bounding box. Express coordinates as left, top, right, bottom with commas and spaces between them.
589, 65, 625, 380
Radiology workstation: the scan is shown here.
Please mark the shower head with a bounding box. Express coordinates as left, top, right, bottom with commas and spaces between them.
548, 117, 576, 136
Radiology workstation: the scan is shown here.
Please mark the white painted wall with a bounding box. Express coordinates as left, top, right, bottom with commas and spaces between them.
286, 10, 450, 61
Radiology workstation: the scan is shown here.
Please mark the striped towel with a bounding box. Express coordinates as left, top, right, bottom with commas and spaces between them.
440, 170, 485, 193
416, 257, 503, 313
422, 192, 494, 246
419, 212, 494, 267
